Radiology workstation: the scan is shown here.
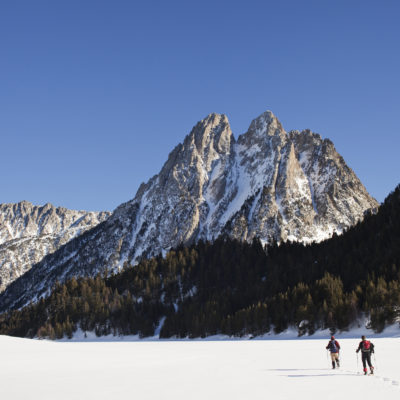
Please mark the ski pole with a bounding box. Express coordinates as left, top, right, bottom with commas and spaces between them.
326, 350, 330, 368
373, 353, 378, 370
357, 352, 359, 371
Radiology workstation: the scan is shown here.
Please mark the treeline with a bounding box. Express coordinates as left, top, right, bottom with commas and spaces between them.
0, 185, 399, 339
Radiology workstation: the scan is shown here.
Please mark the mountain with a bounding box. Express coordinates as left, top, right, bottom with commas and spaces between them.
1, 184, 398, 339
0, 201, 110, 293
0, 110, 378, 311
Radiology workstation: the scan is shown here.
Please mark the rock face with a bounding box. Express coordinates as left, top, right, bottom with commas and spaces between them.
0, 111, 378, 311
0, 201, 110, 293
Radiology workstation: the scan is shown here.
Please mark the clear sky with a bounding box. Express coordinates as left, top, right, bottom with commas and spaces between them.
1, 0, 399, 211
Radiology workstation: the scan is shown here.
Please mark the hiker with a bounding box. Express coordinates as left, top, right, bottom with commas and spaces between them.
356, 335, 374, 375
326, 335, 340, 369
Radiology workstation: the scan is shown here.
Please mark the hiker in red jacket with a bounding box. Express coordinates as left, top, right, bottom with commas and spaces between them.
326, 335, 340, 369
356, 335, 375, 375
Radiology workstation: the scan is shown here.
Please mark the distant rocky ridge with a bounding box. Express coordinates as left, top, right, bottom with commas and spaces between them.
0, 110, 378, 311
0, 201, 110, 293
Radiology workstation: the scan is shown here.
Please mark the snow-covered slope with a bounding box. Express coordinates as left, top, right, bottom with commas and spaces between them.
0, 111, 378, 311
0, 336, 399, 400
0, 201, 110, 292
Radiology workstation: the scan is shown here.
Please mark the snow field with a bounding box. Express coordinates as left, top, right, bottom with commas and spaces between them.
0, 336, 399, 400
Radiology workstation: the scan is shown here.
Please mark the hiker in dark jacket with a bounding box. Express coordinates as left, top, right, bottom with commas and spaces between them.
356, 335, 375, 375
326, 335, 340, 369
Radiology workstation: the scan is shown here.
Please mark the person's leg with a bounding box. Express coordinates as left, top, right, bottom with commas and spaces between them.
366, 353, 374, 373
330, 353, 336, 369
362, 353, 368, 374
335, 353, 340, 367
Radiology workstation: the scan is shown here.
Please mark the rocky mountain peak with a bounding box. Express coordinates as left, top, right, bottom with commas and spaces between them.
243, 110, 285, 140
0, 202, 110, 293
183, 113, 232, 160
0, 110, 380, 311
237, 111, 287, 163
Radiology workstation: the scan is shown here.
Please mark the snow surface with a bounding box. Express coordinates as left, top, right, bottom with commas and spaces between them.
1, 332, 400, 400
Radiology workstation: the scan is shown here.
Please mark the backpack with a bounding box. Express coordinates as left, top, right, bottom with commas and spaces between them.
361, 340, 375, 353
362, 340, 371, 351
330, 340, 338, 352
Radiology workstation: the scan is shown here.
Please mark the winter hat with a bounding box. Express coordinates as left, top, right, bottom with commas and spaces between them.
331, 336, 335, 340
361, 335, 366, 340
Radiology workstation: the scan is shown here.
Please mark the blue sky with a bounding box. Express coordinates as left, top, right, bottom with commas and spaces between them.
1, 0, 399, 211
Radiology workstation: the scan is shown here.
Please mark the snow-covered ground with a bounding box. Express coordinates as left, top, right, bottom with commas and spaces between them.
1, 334, 400, 400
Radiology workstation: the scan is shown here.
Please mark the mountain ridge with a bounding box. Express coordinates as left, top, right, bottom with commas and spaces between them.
1, 184, 398, 339
0, 110, 378, 311
0, 201, 111, 293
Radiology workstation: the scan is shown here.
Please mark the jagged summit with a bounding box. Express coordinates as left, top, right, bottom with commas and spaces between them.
0, 201, 109, 244
244, 110, 284, 138
178, 112, 232, 169
0, 201, 110, 292
0, 110, 378, 311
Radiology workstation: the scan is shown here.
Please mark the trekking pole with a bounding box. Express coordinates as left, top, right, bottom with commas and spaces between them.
373, 353, 378, 370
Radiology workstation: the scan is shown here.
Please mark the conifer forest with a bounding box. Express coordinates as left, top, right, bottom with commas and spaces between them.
1, 185, 399, 339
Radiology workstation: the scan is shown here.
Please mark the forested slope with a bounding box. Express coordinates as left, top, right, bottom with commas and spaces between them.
1, 185, 399, 339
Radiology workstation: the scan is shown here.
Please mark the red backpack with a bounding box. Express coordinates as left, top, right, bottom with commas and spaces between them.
363, 340, 371, 350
